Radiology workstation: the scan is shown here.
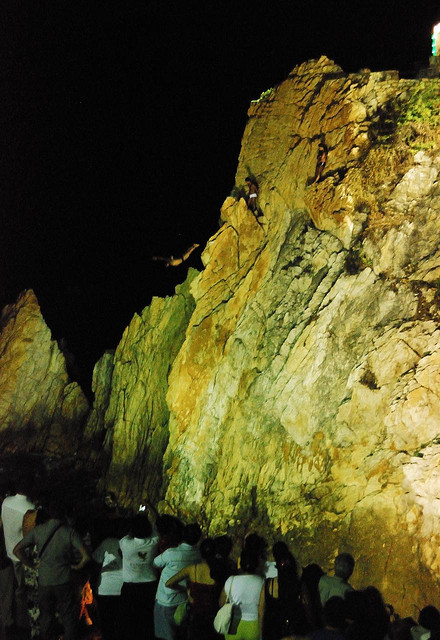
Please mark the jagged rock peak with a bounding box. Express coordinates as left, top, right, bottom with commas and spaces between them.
0, 289, 89, 455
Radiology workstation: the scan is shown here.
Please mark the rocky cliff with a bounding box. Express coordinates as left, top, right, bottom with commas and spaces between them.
3, 56, 440, 613
0, 290, 89, 455
82, 272, 197, 507
159, 58, 440, 610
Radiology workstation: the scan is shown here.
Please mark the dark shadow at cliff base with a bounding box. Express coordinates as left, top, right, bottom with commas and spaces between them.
0, 450, 101, 521
103, 458, 167, 512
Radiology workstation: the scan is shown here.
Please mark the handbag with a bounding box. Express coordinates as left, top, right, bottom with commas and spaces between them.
174, 601, 189, 626
213, 576, 234, 634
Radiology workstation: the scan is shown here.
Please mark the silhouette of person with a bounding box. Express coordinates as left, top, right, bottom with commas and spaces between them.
152, 243, 199, 268
245, 177, 259, 213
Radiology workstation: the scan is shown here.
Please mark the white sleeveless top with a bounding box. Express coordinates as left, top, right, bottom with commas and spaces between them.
224, 574, 264, 621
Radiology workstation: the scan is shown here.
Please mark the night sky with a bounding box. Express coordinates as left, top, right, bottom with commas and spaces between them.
1, 0, 439, 391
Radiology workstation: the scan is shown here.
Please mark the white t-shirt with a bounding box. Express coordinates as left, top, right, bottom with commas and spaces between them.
92, 538, 123, 596
119, 534, 159, 583
264, 561, 277, 578
1, 494, 35, 560
224, 574, 264, 621
153, 543, 201, 607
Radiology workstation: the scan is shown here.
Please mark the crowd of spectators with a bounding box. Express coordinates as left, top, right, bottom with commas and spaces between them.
1, 474, 439, 640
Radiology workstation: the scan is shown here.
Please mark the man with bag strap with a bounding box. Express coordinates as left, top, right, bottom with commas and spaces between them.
13, 503, 90, 640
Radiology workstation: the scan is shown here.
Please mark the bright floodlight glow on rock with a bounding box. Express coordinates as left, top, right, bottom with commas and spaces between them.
432, 23, 440, 56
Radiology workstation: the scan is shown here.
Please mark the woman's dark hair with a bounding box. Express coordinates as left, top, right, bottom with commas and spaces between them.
240, 548, 259, 574
244, 533, 267, 559
345, 590, 366, 623
301, 563, 325, 630
419, 606, 440, 632
273, 542, 300, 615
346, 588, 388, 640
200, 537, 226, 584
200, 538, 216, 560
273, 541, 298, 570
301, 563, 324, 591
183, 523, 201, 546
214, 535, 233, 558
131, 514, 152, 539
324, 596, 346, 630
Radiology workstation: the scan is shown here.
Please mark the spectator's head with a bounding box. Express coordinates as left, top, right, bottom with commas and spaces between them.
363, 586, 389, 637
334, 552, 355, 580
45, 499, 67, 521
240, 548, 259, 574
131, 514, 152, 539
244, 533, 267, 560
272, 541, 289, 561
36, 507, 50, 526
183, 523, 202, 546
419, 606, 440, 632
390, 619, 413, 640
200, 538, 216, 561
99, 518, 122, 539
104, 491, 117, 509
345, 590, 367, 623
273, 542, 298, 580
301, 563, 325, 593
301, 562, 325, 610
214, 535, 233, 559
15, 473, 34, 498
324, 596, 346, 630
117, 517, 131, 539
156, 514, 184, 546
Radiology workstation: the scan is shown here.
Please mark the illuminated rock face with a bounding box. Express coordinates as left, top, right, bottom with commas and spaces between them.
0, 290, 89, 455
86, 272, 197, 507
5, 57, 440, 612
157, 59, 440, 610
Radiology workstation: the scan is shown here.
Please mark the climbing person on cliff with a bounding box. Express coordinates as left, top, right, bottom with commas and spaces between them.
245, 177, 259, 214
312, 142, 328, 184
152, 243, 200, 267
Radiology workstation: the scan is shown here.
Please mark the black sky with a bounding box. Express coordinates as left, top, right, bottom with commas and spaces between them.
1, 0, 439, 390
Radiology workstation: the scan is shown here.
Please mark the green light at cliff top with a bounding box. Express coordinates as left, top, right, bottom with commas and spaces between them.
432, 23, 440, 56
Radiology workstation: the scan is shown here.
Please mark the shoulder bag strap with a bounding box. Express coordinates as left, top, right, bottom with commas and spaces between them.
227, 576, 234, 603
38, 523, 63, 559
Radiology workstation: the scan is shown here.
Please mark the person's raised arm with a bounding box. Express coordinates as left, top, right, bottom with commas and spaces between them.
166, 564, 192, 589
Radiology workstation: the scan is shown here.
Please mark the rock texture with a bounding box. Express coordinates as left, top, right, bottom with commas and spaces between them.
156, 59, 440, 611
3, 57, 440, 613
84, 272, 197, 507
0, 290, 89, 455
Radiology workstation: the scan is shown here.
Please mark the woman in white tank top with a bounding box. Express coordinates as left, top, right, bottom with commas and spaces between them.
219, 548, 265, 640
